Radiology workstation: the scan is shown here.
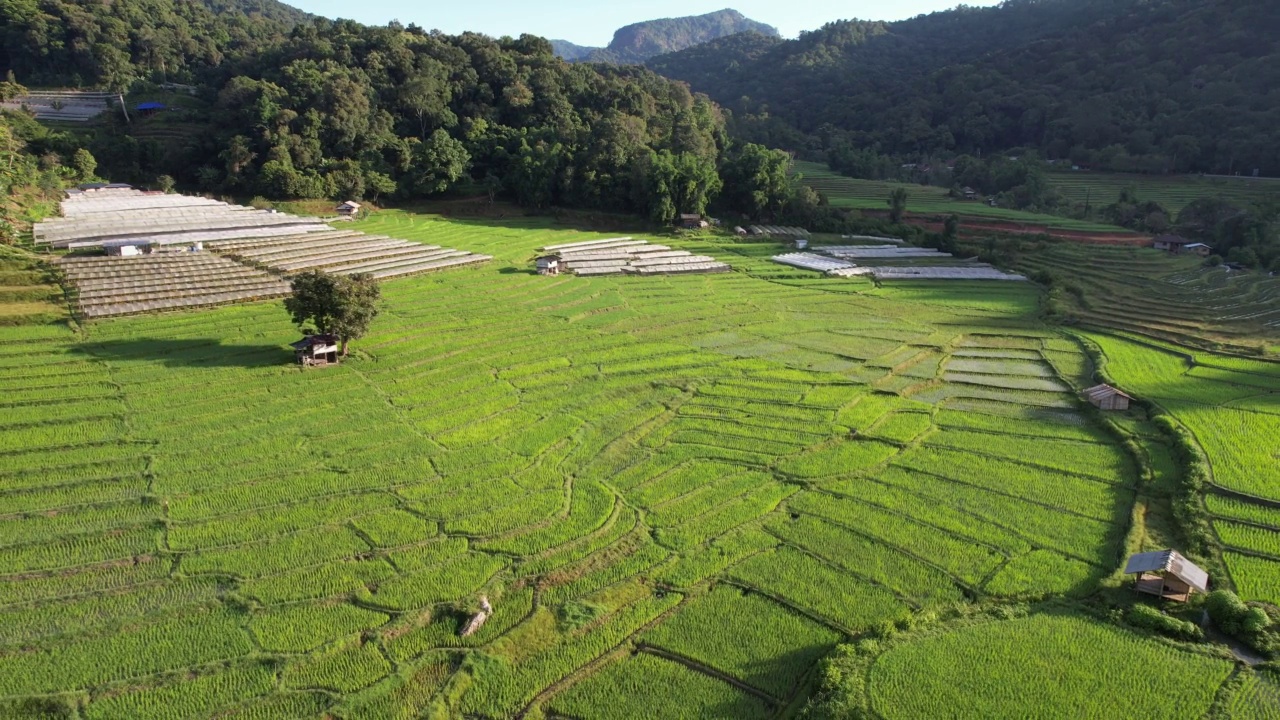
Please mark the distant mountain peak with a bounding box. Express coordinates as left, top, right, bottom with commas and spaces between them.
553, 8, 779, 64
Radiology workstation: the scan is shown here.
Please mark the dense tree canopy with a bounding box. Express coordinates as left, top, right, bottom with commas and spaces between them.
0, 2, 793, 219
650, 0, 1280, 177
0, 2, 778, 217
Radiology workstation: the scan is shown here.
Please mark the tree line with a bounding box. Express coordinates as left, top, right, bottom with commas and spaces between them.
0, 0, 813, 224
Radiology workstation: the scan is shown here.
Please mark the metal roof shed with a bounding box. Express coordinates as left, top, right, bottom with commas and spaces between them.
1124, 549, 1208, 602
1083, 384, 1133, 411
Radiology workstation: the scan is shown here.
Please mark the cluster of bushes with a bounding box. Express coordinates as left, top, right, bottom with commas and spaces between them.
1205, 590, 1278, 656
1126, 603, 1202, 641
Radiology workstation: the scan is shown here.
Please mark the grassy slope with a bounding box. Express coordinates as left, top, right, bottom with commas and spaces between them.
869, 614, 1231, 720
1004, 241, 1280, 351
1049, 170, 1280, 216
0, 245, 66, 325
0, 211, 1265, 718
794, 161, 1132, 233
797, 160, 1280, 232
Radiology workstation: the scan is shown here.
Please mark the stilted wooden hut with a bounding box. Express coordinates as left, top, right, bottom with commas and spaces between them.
292, 334, 339, 366
536, 255, 562, 276
1123, 549, 1208, 602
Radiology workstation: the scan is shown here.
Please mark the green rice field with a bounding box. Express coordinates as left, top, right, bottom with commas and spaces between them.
0, 210, 1273, 718
1048, 171, 1280, 215
795, 160, 1280, 231
1009, 241, 1280, 351
794, 161, 1132, 233
870, 614, 1233, 720
1084, 332, 1280, 607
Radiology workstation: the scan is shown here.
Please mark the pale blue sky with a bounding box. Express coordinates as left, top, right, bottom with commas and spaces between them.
285, 1, 1001, 45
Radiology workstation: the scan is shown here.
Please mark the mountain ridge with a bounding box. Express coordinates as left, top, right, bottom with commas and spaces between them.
552, 8, 778, 64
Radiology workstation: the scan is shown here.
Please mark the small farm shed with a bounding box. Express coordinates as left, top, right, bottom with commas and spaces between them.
962, 186, 979, 200
678, 214, 707, 230
1153, 234, 1193, 254
292, 334, 339, 366
1124, 549, 1208, 602
1185, 242, 1213, 258
102, 240, 152, 257
335, 201, 362, 216
1083, 384, 1132, 411
535, 255, 561, 276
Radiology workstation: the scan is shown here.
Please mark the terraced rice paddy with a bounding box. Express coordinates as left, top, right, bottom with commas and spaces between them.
869, 614, 1233, 720
1084, 333, 1280, 606
1013, 243, 1280, 349
796, 161, 1280, 232
793, 161, 1132, 233
0, 246, 64, 325
0, 209, 1270, 718
1048, 171, 1280, 215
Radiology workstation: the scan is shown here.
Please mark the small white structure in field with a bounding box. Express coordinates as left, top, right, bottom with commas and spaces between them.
335, 200, 362, 217
102, 240, 150, 257
536, 255, 562, 276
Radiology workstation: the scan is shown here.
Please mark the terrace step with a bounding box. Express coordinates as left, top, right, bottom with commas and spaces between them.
324, 249, 472, 275
227, 234, 391, 258
365, 254, 491, 279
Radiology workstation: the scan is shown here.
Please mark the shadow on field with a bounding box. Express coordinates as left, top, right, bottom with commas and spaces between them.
75, 338, 294, 369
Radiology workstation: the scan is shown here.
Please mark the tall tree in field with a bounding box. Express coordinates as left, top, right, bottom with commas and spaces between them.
284, 271, 381, 356
888, 188, 909, 224
331, 273, 380, 355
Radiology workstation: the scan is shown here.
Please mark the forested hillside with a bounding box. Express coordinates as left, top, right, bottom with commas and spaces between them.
650, 0, 1280, 176
553, 9, 778, 64
0, 1, 812, 222
0, 0, 294, 88
196, 0, 313, 26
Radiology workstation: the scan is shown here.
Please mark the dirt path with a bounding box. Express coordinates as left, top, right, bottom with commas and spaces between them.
1202, 612, 1269, 666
